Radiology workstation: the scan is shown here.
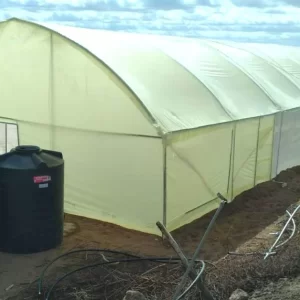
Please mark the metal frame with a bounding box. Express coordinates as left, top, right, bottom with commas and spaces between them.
4, 123, 7, 153
16, 123, 20, 146
226, 125, 235, 200
273, 111, 284, 177
49, 32, 55, 150
253, 117, 261, 186
156, 221, 209, 299
230, 122, 236, 201
173, 195, 227, 300
0, 121, 19, 153
270, 113, 277, 178
162, 137, 167, 227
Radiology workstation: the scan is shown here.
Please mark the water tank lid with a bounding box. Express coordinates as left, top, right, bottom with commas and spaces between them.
15, 145, 41, 154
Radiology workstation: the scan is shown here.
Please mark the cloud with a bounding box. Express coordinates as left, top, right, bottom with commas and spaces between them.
280, 0, 300, 6
142, 0, 217, 10
0, 0, 300, 46
0, 0, 220, 11
230, 0, 274, 7
231, 0, 300, 7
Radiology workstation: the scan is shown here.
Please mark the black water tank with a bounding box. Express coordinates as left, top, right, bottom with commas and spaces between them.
0, 145, 64, 254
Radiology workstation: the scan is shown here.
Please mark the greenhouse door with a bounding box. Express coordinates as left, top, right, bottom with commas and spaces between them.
0, 119, 19, 154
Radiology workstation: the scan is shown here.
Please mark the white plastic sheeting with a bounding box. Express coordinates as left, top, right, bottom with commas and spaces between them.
272, 109, 300, 177
34, 20, 300, 132
0, 18, 300, 234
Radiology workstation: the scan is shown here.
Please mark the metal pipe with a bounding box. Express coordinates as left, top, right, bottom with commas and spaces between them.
275, 111, 284, 176
162, 139, 167, 227
4, 123, 7, 153
175, 261, 206, 300
173, 195, 227, 299
156, 221, 213, 300
231, 123, 236, 200
253, 117, 261, 186
16, 123, 20, 146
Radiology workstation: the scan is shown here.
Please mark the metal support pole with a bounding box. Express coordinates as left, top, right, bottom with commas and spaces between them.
162, 140, 167, 227
5, 123, 7, 153
16, 123, 20, 146
156, 222, 214, 300
253, 118, 261, 186
275, 112, 284, 176
173, 194, 227, 300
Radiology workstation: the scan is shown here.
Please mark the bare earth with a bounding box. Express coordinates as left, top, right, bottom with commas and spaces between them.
250, 277, 300, 300
1, 166, 300, 299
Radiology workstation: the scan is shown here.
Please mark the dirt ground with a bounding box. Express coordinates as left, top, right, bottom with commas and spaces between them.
1, 166, 300, 299
250, 277, 300, 300
203, 196, 300, 300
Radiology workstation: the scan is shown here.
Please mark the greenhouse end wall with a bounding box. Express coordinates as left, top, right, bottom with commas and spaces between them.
18, 120, 165, 234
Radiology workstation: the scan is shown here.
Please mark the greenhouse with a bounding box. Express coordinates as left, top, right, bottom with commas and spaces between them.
0, 18, 300, 234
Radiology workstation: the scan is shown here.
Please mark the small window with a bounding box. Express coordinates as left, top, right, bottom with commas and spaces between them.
0, 122, 19, 155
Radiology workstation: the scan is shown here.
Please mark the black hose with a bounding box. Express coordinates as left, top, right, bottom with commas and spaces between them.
38, 248, 193, 296
38, 248, 140, 295
45, 256, 195, 300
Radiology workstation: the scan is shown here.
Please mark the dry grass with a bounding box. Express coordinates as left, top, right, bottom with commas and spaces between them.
12, 226, 300, 300
205, 203, 300, 299
45, 206, 300, 300
14, 251, 203, 300
40, 258, 202, 300
10, 202, 300, 300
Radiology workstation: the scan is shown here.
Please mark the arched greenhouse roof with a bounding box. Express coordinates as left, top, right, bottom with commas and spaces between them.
2, 18, 300, 134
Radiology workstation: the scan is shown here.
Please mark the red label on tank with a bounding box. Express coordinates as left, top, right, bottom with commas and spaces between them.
33, 176, 51, 184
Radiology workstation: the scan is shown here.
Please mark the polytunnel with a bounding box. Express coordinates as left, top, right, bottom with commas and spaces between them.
1, 17, 300, 234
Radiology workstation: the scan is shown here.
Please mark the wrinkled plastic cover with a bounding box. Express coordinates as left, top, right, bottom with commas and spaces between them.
33, 20, 300, 134
2, 19, 300, 134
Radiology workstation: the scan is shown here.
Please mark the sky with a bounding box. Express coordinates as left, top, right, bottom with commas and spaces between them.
0, 0, 299, 46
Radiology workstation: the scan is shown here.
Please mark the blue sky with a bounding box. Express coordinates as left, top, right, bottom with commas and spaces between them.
0, 0, 299, 46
